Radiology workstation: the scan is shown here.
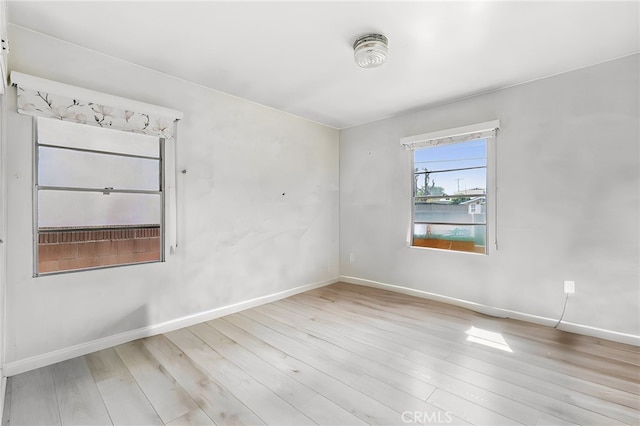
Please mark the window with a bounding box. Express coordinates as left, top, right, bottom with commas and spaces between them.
35, 117, 164, 274
12, 71, 181, 275
402, 120, 499, 254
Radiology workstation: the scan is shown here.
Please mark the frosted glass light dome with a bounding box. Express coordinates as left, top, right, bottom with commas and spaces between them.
353, 34, 389, 68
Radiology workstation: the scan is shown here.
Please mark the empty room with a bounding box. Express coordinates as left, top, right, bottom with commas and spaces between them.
0, 1, 638, 425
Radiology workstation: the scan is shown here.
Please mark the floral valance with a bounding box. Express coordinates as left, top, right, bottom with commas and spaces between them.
401, 120, 500, 150
11, 72, 183, 139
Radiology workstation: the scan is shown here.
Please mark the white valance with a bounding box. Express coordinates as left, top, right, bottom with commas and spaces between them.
10, 72, 183, 139
401, 119, 500, 150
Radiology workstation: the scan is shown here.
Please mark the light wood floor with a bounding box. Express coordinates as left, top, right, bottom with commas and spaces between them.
3, 282, 639, 425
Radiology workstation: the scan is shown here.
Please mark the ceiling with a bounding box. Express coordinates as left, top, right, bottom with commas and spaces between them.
7, 1, 640, 129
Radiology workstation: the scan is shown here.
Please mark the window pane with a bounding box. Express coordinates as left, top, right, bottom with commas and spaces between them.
35, 118, 164, 274
414, 167, 486, 197
38, 146, 160, 191
411, 136, 489, 255
37, 116, 159, 157
413, 224, 486, 254
39, 190, 160, 228
414, 139, 486, 172
414, 197, 486, 225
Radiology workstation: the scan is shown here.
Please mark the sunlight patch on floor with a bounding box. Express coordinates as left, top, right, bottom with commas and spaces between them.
465, 326, 513, 353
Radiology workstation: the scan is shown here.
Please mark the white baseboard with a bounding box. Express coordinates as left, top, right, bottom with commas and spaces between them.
340, 275, 640, 347
4, 277, 338, 377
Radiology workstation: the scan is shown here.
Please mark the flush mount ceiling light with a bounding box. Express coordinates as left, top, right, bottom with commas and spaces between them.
353, 33, 389, 68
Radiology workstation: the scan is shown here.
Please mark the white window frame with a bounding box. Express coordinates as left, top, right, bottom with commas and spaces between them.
402, 120, 499, 255
32, 117, 166, 276
10, 72, 182, 273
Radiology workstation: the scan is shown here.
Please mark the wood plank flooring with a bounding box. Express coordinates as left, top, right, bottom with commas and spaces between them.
3, 282, 639, 425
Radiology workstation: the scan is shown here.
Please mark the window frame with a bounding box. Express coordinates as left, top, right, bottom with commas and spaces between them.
404, 121, 498, 255
32, 117, 166, 276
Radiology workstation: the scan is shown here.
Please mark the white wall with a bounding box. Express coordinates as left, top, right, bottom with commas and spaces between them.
4, 25, 339, 366
0, 0, 7, 405
0, 85, 6, 394
340, 55, 640, 342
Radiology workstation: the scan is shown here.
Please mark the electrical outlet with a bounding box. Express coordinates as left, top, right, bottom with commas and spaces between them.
564, 280, 575, 294
349, 252, 355, 263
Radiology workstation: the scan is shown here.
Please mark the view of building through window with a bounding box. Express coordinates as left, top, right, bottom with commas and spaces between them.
412, 138, 487, 254
35, 117, 164, 274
